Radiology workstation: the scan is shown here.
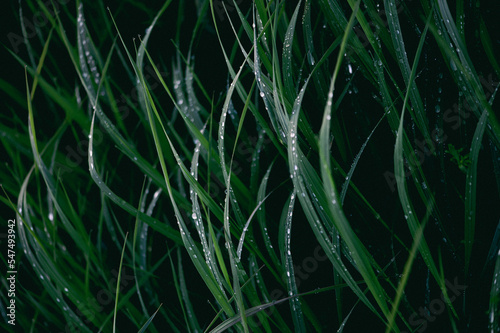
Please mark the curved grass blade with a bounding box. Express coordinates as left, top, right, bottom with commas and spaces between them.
340, 111, 386, 204
125, 45, 239, 317
385, 209, 431, 333
25, 70, 94, 331
132, 179, 158, 318
288, 77, 380, 320
236, 190, 272, 261
217, 57, 252, 333
135, 0, 173, 117
257, 163, 282, 274
433, 0, 500, 145
112, 232, 129, 333
319, 0, 393, 323
278, 190, 306, 332
210, 282, 353, 333
393, 12, 458, 317
383, 0, 429, 141
282, 0, 302, 100
190, 140, 230, 293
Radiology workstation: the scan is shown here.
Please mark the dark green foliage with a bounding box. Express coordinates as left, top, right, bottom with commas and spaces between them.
1, 0, 499, 332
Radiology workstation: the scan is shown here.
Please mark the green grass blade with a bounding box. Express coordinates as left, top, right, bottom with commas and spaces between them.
113, 233, 129, 333
279, 190, 306, 332
385, 210, 431, 333
393, 9, 457, 318
464, 110, 488, 274
138, 304, 163, 333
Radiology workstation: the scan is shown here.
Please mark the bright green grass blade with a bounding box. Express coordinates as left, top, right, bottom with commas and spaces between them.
288, 76, 381, 321
211, 1, 286, 160
189, 141, 211, 254
29, 26, 53, 100
336, 87, 388, 323
223, 188, 249, 333
125, 47, 237, 316
9, 50, 87, 126
79, 15, 185, 243
113, 233, 129, 333
319, 0, 393, 323
254, 0, 270, 54
393, 11, 458, 317
77, 1, 102, 108
25, 72, 94, 331
303, 0, 351, 164
141, 49, 247, 222
145, 47, 275, 292
25, 63, 97, 267
385, 209, 431, 333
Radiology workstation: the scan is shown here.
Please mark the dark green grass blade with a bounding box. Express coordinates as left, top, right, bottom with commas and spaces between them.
464, 110, 488, 274
318, 0, 393, 323
112, 233, 128, 333
138, 304, 163, 333
383, 0, 429, 142
385, 210, 431, 333
278, 190, 306, 332
393, 11, 457, 317
288, 76, 381, 321
282, 0, 302, 100
490, 245, 500, 331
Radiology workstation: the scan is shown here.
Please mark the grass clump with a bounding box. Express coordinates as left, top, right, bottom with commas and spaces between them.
1, 0, 500, 331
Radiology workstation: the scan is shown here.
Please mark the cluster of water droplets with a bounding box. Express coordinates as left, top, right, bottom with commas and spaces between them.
77, 3, 101, 97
